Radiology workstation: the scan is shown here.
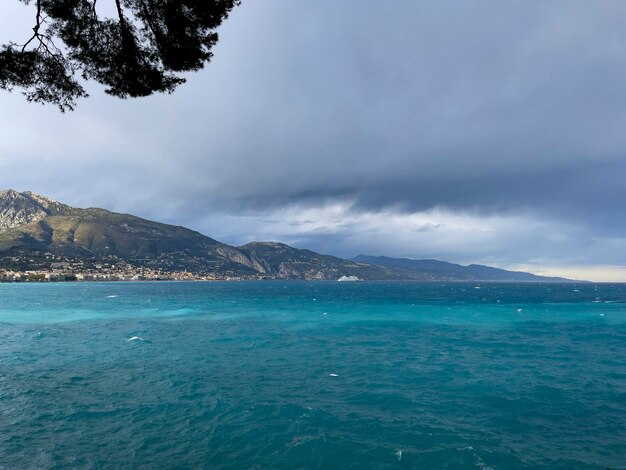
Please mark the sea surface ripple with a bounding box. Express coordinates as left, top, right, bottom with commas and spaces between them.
1, 281, 625, 469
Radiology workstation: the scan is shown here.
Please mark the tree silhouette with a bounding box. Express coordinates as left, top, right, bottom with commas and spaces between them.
0, 0, 240, 111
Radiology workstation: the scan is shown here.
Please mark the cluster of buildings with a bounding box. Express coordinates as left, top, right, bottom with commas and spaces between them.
0, 266, 222, 283
0, 271, 76, 282
0, 252, 232, 282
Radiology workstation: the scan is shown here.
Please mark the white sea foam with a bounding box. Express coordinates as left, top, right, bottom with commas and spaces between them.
127, 336, 144, 342
329, 373, 338, 377
106, 295, 118, 298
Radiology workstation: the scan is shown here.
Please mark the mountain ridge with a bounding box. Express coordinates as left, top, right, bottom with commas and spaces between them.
0, 189, 573, 281
351, 255, 570, 282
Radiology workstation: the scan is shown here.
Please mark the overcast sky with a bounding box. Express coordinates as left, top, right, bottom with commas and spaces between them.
2, 1, 626, 281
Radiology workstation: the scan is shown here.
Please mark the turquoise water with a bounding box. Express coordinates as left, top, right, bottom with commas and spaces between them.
1, 281, 625, 469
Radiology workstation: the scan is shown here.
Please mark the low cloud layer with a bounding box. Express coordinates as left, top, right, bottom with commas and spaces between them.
1, 1, 626, 280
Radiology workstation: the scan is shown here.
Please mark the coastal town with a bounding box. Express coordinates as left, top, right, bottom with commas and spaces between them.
0, 269, 215, 282
0, 257, 226, 282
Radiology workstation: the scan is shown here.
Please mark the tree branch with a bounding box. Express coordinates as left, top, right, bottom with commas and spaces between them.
21, 0, 43, 52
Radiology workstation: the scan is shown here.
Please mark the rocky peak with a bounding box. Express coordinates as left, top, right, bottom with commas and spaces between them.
0, 189, 70, 230
22, 191, 63, 209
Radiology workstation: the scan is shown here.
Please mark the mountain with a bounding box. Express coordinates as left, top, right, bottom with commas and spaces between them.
0, 189, 256, 276
236, 242, 406, 280
0, 190, 398, 279
351, 255, 570, 282
0, 189, 73, 230
0, 190, 571, 281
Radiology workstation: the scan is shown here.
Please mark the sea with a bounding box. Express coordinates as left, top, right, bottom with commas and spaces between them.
1, 281, 625, 469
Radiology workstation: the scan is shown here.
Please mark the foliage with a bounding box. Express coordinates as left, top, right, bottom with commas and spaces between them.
0, 0, 240, 110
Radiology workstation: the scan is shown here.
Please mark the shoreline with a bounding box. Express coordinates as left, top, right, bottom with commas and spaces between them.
0, 273, 594, 284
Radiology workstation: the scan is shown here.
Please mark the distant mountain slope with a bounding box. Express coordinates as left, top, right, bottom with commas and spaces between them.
0, 189, 572, 281
351, 255, 570, 282
237, 242, 404, 280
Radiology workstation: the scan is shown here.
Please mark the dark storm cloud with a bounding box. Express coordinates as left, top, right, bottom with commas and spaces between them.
1, 0, 626, 276
142, 0, 626, 226
351, 157, 626, 233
